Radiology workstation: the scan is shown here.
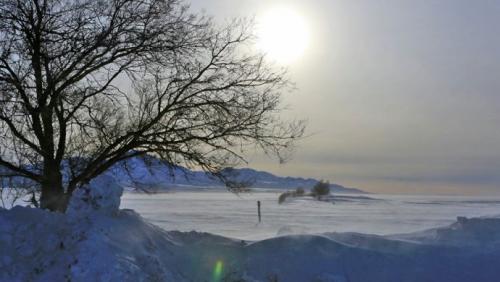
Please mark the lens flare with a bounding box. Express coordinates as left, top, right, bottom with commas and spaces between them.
212, 260, 224, 281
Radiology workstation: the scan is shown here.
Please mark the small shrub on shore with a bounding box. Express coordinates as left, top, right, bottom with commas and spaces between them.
278, 192, 291, 204
311, 180, 330, 199
278, 187, 307, 204
295, 187, 305, 196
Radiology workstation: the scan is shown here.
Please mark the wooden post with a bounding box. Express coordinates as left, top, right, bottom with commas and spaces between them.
257, 200, 262, 223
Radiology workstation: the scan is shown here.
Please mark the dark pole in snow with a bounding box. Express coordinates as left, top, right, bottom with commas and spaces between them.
257, 201, 262, 223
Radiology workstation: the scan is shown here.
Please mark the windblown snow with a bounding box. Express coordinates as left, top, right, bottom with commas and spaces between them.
1, 176, 500, 282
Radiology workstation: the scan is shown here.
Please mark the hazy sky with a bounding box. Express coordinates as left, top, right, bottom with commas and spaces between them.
189, 0, 500, 195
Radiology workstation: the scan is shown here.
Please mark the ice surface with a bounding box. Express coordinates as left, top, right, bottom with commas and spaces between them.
121, 191, 500, 240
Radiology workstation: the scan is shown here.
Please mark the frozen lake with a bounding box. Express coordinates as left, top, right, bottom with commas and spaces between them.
121, 191, 500, 240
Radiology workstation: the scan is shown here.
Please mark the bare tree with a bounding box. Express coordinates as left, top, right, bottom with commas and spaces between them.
0, 0, 305, 212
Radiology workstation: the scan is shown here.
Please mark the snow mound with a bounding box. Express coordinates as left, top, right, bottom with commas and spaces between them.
1, 205, 500, 281
67, 175, 123, 216
389, 216, 500, 248
0, 206, 183, 281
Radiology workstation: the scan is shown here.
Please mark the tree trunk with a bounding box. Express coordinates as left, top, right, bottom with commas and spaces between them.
40, 162, 68, 212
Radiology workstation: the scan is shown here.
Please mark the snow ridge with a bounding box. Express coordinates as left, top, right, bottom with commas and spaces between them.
108, 156, 365, 193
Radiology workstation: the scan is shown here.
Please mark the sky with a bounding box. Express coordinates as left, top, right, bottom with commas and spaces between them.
189, 0, 500, 195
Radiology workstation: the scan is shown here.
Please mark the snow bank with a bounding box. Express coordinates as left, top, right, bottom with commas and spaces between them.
67, 175, 123, 216
1, 185, 500, 281
388, 216, 500, 248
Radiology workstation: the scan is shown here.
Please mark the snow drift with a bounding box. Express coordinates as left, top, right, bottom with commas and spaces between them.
1, 176, 499, 282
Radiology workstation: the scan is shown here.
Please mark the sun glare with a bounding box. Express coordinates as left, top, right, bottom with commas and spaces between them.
256, 7, 310, 64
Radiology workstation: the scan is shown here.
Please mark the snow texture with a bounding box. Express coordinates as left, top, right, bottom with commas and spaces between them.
67, 175, 123, 216
1, 186, 500, 281
122, 191, 500, 241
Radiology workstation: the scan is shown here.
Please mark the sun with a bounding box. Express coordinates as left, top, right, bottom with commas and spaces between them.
256, 7, 310, 64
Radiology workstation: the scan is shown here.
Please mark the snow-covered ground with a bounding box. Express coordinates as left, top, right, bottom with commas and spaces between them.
121, 190, 500, 240
2, 178, 500, 281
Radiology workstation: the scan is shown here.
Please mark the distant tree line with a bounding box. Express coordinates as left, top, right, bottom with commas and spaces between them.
278, 180, 330, 204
